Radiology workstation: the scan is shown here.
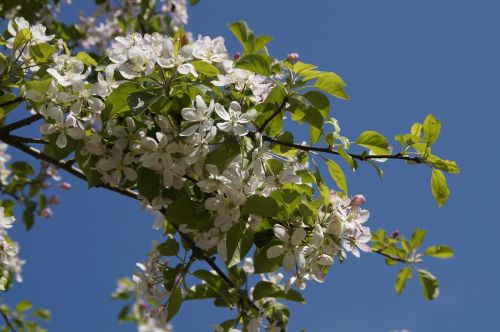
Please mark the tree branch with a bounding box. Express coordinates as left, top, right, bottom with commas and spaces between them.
0, 308, 16, 332
257, 97, 288, 133
261, 135, 424, 163
0, 114, 42, 135
0, 96, 24, 110
0, 134, 138, 200
372, 248, 408, 263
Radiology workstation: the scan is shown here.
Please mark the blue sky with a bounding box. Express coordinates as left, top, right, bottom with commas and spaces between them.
3, 0, 500, 331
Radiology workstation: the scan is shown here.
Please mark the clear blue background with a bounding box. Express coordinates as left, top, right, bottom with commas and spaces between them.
3, 0, 499, 331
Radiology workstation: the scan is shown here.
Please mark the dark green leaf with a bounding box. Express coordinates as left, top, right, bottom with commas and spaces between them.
234, 53, 271, 76
241, 195, 279, 217
167, 287, 182, 321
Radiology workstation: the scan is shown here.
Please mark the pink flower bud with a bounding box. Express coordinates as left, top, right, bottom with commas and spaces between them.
60, 182, 72, 190
287, 52, 300, 64
181, 33, 192, 45
350, 194, 366, 206
48, 195, 60, 205
233, 52, 241, 60
41, 208, 53, 219
390, 230, 400, 239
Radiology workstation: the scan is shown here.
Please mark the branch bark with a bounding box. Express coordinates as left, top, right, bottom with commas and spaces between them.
261, 135, 424, 163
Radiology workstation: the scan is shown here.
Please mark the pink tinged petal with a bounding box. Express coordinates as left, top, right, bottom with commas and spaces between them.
266, 245, 285, 259
97, 159, 117, 171
180, 125, 198, 137
232, 124, 248, 136
47, 69, 70, 86
180, 44, 193, 59
273, 224, 288, 242
67, 127, 85, 140
217, 241, 227, 260
352, 246, 360, 258
290, 228, 306, 246
215, 104, 230, 121
56, 133, 67, 148
205, 164, 219, 175
317, 254, 334, 266
123, 168, 137, 181
70, 100, 83, 115
358, 210, 370, 223
238, 109, 257, 123
282, 252, 295, 272
228, 101, 241, 114
312, 224, 324, 248
110, 170, 122, 186
217, 122, 232, 132
181, 108, 198, 121
39, 123, 56, 135
356, 242, 372, 253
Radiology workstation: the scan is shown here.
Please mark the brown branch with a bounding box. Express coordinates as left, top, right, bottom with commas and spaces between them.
261, 135, 424, 163
372, 248, 408, 263
0, 308, 16, 332
0, 96, 24, 110
0, 114, 42, 134
257, 97, 288, 133
0, 134, 138, 200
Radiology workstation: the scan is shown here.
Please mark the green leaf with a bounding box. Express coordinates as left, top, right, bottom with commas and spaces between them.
417, 269, 439, 300
0, 93, 22, 119
303, 91, 330, 118
424, 245, 454, 259
205, 138, 240, 173
431, 169, 449, 207
76, 51, 97, 67
13, 28, 31, 50
241, 195, 279, 217
410, 228, 427, 249
325, 159, 347, 194
253, 245, 281, 273
425, 155, 460, 174
354, 130, 390, 155
423, 114, 441, 146
32, 309, 50, 321
313, 72, 350, 100
337, 146, 357, 170
16, 300, 33, 312
253, 35, 273, 53
127, 91, 155, 115
228, 21, 254, 53
29, 43, 56, 64
165, 198, 208, 228
22, 201, 36, 231
395, 267, 412, 295
102, 82, 143, 121
226, 222, 254, 268
234, 53, 271, 76
191, 60, 220, 77
157, 239, 180, 256
136, 168, 161, 202
167, 287, 182, 321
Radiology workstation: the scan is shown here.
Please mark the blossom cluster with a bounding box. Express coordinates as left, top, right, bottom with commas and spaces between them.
4, 16, 372, 331
0, 207, 24, 289
77, 0, 189, 53
112, 242, 173, 332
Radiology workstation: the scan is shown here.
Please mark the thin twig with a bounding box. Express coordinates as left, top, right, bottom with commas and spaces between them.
257, 97, 288, 133
0, 113, 42, 135
0, 308, 16, 332
0, 96, 24, 110
261, 135, 423, 163
372, 248, 408, 263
